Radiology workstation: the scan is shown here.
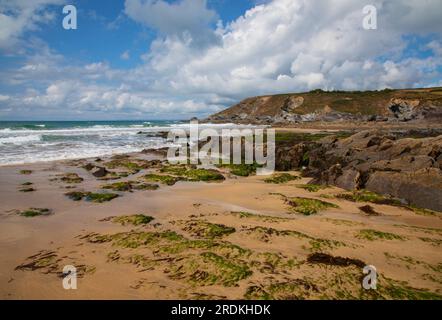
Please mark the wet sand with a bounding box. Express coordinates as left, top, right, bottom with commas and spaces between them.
0, 153, 441, 299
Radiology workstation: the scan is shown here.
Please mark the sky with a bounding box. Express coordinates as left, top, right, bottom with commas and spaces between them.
0, 0, 441, 121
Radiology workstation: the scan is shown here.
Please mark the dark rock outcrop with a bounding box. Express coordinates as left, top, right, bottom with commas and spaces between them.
275, 130, 442, 211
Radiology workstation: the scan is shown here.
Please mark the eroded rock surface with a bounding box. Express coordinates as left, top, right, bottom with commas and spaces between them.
276, 130, 442, 211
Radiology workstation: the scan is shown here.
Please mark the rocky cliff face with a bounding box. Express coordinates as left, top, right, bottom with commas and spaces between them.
276, 129, 442, 211
207, 88, 442, 124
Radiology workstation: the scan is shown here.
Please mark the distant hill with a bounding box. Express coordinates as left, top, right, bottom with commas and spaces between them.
207, 87, 442, 124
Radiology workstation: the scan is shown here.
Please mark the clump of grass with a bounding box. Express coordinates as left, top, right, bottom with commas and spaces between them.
65, 191, 119, 203
180, 220, 236, 239
357, 229, 406, 241
17, 208, 52, 217
142, 174, 181, 186
264, 173, 300, 184
296, 184, 328, 192
337, 190, 402, 206
112, 214, 154, 226
286, 197, 339, 215
19, 170, 32, 175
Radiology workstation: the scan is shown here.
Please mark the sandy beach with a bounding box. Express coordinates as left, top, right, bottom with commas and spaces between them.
0, 150, 441, 300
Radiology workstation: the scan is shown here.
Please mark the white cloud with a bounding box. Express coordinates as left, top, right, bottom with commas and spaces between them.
120, 50, 130, 60
124, 0, 219, 47
1, 0, 441, 119
0, 0, 64, 50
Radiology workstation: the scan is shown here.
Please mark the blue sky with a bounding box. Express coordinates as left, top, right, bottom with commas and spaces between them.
0, 0, 441, 120
28, 0, 257, 69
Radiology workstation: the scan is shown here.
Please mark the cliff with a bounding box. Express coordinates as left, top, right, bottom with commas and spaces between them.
207, 87, 442, 124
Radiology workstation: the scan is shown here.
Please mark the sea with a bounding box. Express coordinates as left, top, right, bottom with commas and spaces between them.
0, 120, 245, 166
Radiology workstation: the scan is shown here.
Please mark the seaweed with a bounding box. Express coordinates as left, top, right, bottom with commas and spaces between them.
285, 197, 339, 215
16, 208, 52, 217
65, 191, 119, 203
264, 173, 300, 184
357, 229, 406, 241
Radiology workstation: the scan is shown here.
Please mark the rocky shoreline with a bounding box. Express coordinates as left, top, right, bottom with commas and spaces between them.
274, 128, 442, 211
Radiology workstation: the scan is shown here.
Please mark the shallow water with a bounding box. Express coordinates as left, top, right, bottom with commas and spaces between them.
0, 120, 252, 165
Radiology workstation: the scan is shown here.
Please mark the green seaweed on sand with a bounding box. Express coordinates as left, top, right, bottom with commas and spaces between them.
101, 181, 133, 191
161, 165, 225, 181
217, 163, 261, 177
296, 184, 329, 192
65, 191, 119, 203
171, 252, 252, 286
19, 170, 32, 175
285, 197, 339, 215
112, 214, 155, 226
59, 173, 83, 183
180, 220, 236, 239
408, 206, 441, 217
244, 225, 345, 251
356, 229, 406, 241
17, 208, 52, 217
86, 229, 253, 287
337, 190, 402, 206
142, 174, 181, 186
264, 173, 300, 184
101, 181, 159, 191
229, 211, 290, 222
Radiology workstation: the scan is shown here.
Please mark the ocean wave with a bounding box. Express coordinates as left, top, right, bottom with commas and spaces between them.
0, 141, 175, 166
0, 134, 41, 144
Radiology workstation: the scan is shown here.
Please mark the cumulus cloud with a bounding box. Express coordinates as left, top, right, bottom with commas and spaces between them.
141, 0, 441, 96
0, 0, 441, 119
124, 0, 219, 47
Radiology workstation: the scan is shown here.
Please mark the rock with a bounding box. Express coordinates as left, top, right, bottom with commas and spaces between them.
90, 166, 108, 178
275, 143, 308, 171
388, 98, 420, 121
335, 169, 360, 190
83, 163, 95, 171
365, 168, 442, 211
279, 129, 442, 211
